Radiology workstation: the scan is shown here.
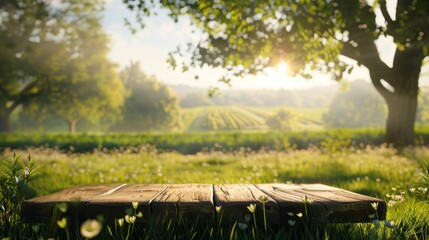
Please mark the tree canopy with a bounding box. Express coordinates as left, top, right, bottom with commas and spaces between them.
0, 0, 125, 132
125, 0, 429, 147
111, 62, 181, 132
266, 108, 294, 131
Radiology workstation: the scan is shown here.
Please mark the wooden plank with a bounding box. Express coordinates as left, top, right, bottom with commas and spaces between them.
85, 184, 168, 222
22, 183, 387, 225
150, 184, 213, 222
21, 184, 124, 222
213, 184, 280, 224
256, 183, 387, 224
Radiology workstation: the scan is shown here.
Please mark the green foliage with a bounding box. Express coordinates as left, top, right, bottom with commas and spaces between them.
266, 109, 294, 131
419, 161, 429, 201
3, 144, 429, 238
386, 200, 429, 239
124, 0, 429, 147
123, 0, 429, 82
0, 154, 36, 237
0, 0, 125, 133
111, 62, 181, 132
0, 129, 389, 154
323, 81, 387, 128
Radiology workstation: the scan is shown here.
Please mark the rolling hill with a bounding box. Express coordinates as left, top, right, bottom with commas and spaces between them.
180, 106, 326, 132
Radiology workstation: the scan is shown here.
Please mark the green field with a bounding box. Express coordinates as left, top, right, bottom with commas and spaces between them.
1, 140, 429, 239
0, 130, 389, 154
181, 106, 326, 132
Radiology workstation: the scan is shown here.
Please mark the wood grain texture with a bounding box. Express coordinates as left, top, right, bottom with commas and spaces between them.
86, 184, 168, 222
149, 184, 213, 221
256, 184, 386, 224
21, 184, 124, 222
22, 183, 387, 225
213, 184, 280, 224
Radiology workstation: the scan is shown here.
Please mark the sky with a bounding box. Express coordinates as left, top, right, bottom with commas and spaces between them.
102, 0, 428, 90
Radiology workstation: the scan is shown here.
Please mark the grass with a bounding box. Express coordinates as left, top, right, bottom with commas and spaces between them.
1, 144, 429, 239
4, 145, 421, 197
0, 129, 388, 154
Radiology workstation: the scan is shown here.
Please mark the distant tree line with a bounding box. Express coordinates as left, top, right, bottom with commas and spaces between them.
175, 86, 337, 108
15, 61, 181, 133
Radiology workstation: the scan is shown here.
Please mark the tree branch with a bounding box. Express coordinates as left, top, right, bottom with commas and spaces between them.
380, 0, 394, 25
369, 73, 394, 102
341, 40, 394, 101
8, 78, 41, 112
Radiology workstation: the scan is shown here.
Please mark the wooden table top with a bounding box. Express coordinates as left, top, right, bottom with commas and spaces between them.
22, 183, 386, 224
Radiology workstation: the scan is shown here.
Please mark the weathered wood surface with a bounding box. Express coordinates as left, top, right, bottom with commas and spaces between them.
150, 184, 213, 221
86, 184, 168, 222
214, 184, 280, 224
256, 184, 386, 224
21, 184, 124, 222
22, 183, 386, 224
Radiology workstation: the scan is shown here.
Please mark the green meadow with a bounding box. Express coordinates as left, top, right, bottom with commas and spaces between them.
1, 135, 429, 239
3, 0, 429, 239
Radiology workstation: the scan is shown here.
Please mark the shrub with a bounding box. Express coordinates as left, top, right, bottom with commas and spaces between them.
0, 154, 37, 237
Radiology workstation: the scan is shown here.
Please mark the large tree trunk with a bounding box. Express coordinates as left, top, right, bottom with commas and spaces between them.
384, 89, 418, 147
379, 48, 423, 148
68, 120, 77, 133
341, 22, 428, 148
0, 111, 12, 132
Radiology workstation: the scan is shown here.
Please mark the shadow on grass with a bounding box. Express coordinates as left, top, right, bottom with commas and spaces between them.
277, 162, 388, 197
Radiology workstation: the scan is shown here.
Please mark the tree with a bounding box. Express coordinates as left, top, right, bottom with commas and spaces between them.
111, 62, 181, 132
324, 80, 387, 128
125, 0, 429, 147
22, 1, 125, 133
266, 109, 294, 131
0, 0, 124, 133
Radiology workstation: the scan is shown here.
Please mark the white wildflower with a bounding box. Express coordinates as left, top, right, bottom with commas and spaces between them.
80, 219, 102, 239
384, 220, 397, 229
125, 215, 136, 224
215, 206, 222, 213
117, 218, 124, 227
57, 217, 67, 229
247, 204, 256, 213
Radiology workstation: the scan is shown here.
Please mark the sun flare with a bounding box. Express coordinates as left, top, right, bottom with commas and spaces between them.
277, 61, 289, 74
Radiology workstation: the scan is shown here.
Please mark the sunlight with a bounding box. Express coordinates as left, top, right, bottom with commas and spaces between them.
276, 61, 289, 74
235, 60, 336, 90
